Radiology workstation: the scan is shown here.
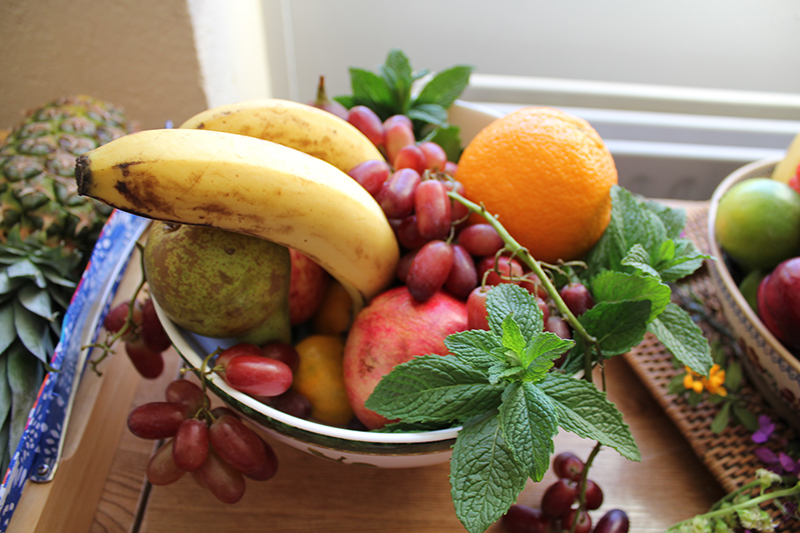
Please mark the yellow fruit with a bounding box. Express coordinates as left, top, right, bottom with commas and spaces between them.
772, 131, 800, 184
293, 335, 353, 426
311, 281, 354, 336
456, 107, 618, 264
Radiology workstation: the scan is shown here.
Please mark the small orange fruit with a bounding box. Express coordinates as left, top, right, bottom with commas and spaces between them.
456, 107, 618, 264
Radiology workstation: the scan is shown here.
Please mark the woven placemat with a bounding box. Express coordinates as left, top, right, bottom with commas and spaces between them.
623, 204, 798, 529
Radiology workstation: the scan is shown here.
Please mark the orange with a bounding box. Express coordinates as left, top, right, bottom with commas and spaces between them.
292, 334, 354, 426
455, 107, 618, 264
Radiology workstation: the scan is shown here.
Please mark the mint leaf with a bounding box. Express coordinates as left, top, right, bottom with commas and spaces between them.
590, 270, 671, 322
445, 328, 503, 373
501, 315, 527, 357
423, 125, 463, 162
647, 302, 713, 375
347, 68, 394, 114
643, 199, 686, 239
621, 243, 660, 278
520, 333, 573, 382
499, 382, 558, 481
450, 411, 528, 533
655, 238, 708, 283
579, 300, 651, 357
406, 103, 449, 127
414, 65, 473, 109
364, 355, 504, 423
379, 49, 414, 111
540, 373, 641, 461
487, 284, 544, 339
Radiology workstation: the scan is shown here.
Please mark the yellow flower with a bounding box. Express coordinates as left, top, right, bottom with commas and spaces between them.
682, 365, 727, 397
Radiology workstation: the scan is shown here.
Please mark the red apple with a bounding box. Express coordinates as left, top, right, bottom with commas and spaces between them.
289, 249, 331, 326
758, 257, 800, 349
342, 286, 468, 429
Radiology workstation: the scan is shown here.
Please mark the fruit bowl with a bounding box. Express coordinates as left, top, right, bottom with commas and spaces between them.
152, 100, 503, 468
707, 157, 800, 431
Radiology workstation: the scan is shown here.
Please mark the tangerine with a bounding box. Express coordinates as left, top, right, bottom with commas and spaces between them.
455, 107, 618, 263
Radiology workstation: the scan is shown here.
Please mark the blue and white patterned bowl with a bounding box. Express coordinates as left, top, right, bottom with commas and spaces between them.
707, 158, 800, 431
152, 101, 504, 469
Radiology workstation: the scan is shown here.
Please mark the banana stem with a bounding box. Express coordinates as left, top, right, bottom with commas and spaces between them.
447, 191, 599, 381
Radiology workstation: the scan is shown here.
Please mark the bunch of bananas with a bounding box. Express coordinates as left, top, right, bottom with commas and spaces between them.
75, 99, 401, 317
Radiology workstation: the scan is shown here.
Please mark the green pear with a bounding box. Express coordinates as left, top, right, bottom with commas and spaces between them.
143, 221, 291, 345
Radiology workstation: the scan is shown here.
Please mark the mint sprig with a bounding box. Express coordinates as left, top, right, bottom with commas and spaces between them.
334, 49, 472, 159
366, 284, 640, 533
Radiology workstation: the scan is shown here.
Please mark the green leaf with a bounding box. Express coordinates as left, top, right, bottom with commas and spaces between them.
450, 411, 528, 533
642, 199, 686, 239
7, 341, 43, 457
520, 333, 573, 382
501, 316, 527, 357
667, 372, 687, 395
655, 238, 707, 283
498, 382, 558, 481
379, 49, 414, 111
725, 360, 743, 391
711, 401, 731, 434
647, 302, 712, 375
445, 329, 503, 373
590, 270, 671, 323
414, 65, 473, 109
0, 302, 15, 355
578, 300, 651, 357
621, 244, 660, 278
18, 284, 54, 321
7, 259, 46, 288
0, 271, 25, 296
13, 299, 50, 363
0, 352, 12, 430
732, 403, 759, 432
348, 67, 394, 114
423, 125, 463, 162
486, 284, 543, 339
539, 373, 641, 461
364, 355, 504, 423
406, 103, 449, 127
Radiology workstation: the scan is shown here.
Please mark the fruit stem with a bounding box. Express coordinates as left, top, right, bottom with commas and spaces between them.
448, 191, 600, 381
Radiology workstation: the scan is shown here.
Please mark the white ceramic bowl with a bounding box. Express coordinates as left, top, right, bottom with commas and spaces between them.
153, 101, 503, 468
707, 158, 800, 431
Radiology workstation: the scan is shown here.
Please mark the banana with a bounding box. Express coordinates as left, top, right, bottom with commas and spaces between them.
75, 128, 400, 316
179, 98, 385, 173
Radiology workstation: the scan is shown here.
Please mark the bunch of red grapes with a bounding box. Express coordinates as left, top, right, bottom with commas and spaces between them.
346, 105, 596, 349
128, 377, 281, 504
501, 452, 630, 533
104, 298, 172, 379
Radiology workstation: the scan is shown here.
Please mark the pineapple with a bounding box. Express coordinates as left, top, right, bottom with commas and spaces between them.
0, 96, 135, 472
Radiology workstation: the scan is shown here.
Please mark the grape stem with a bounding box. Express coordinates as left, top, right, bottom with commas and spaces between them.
447, 191, 600, 382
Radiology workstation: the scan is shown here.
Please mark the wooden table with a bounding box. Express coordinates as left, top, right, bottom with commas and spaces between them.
8, 203, 726, 533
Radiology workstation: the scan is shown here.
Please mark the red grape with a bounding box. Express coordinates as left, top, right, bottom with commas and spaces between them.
127, 402, 188, 440
396, 249, 419, 284
262, 342, 300, 373
393, 144, 426, 174
216, 343, 264, 371
172, 418, 209, 472
347, 105, 384, 147
553, 451, 584, 481
560, 283, 595, 316
444, 180, 470, 223
562, 508, 592, 533
383, 114, 412, 131
377, 168, 421, 219
414, 179, 451, 240
125, 336, 165, 379
500, 504, 550, 533
405, 240, 454, 302
477, 256, 523, 286
243, 438, 279, 481
146, 439, 185, 486
211, 406, 241, 420
270, 390, 312, 419
418, 141, 447, 172
445, 244, 478, 300
594, 509, 630, 533
466, 286, 492, 330
347, 159, 390, 196
141, 298, 171, 352
385, 121, 415, 163
585, 478, 604, 510
165, 379, 207, 415
194, 448, 246, 504
545, 316, 572, 340
223, 355, 293, 397
103, 301, 135, 334
540, 478, 578, 519
208, 414, 268, 475
396, 215, 429, 250
458, 224, 504, 257
444, 161, 458, 177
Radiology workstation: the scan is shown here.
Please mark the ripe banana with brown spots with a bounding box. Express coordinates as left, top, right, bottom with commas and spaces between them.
179, 98, 385, 173
75, 128, 400, 316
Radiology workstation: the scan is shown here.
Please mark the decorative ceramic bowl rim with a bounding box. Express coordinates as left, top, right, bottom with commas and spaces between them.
706, 156, 800, 375
152, 297, 463, 445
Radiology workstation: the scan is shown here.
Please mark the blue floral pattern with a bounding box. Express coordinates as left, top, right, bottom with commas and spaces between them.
0, 210, 149, 531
